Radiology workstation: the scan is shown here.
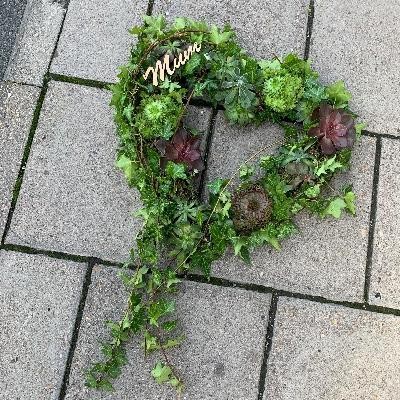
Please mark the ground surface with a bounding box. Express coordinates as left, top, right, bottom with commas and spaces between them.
1, 1, 400, 399
0, 0, 27, 79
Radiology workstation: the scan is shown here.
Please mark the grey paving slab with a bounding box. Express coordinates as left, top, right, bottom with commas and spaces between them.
6, 81, 141, 262
6, 83, 211, 262
0, 0, 27, 80
310, 0, 400, 136
0, 250, 86, 400
206, 113, 375, 302
50, 0, 148, 83
0, 82, 39, 236
154, 0, 309, 59
263, 297, 400, 400
65, 265, 270, 399
4, 0, 65, 86
369, 138, 400, 308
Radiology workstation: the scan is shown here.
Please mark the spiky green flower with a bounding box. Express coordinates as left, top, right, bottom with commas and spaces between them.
135, 94, 183, 140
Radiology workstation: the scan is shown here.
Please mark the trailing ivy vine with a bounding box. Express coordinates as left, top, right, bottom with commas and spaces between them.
86, 15, 365, 395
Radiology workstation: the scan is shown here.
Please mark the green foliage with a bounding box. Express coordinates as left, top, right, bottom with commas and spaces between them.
135, 94, 184, 139
325, 80, 351, 108
87, 15, 362, 397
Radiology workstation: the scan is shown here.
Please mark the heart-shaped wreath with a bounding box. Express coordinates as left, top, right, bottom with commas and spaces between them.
86, 16, 365, 394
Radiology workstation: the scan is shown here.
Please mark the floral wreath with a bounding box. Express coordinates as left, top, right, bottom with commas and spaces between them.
85, 16, 365, 395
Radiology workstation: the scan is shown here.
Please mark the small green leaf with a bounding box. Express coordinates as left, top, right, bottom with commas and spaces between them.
355, 122, 367, 139
116, 154, 134, 181
209, 25, 233, 45
239, 164, 255, 181
325, 80, 351, 107
343, 191, 356, 215
315, 156, 343, 177
207, 178, 228, 195
324, 198, 346, 218
162, 320, 178, 331
165, 162, 187, 180
151, 362, 172, 384
304, 184, 320, 198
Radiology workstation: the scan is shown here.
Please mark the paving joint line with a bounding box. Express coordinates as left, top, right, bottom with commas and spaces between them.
257, 293, 278, 400
184, 273, 400, 318
362, 129, 400, 140
363, 136, 382, 302
49, 72, 112, 90
303, 0, 315, 60
0, 243, 120, 266
198, 108, 218, 199
3, 241, 400, 319
2, 80, 42, 89
58, 258, 95, 400
147, 0, 155, 16
1, 81, 48, 245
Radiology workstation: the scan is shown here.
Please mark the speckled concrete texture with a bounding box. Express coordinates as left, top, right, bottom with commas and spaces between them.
264, 297, 400, 400
0, 250, 86, 399
310, 0, 400, 136
154, 0, 309, 59
0, 82, 39, 235
369, 139, 400, 308
6, 81, 141, 262
50, 0, 148, 83
64, 265, 271, 399
4, 0, 65, 86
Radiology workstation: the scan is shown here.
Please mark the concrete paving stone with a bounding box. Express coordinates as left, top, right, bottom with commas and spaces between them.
0, 82, 40, 236
4, 0, 65, 86
206, 113, 375, 302
310, 0, 400, 136
65, 265, 271, 399
154, 0, 309, 59
263, 297, 400, 400
369, 138, 400, 308
6, 81, 141, 262
6, 83, 212, 262
50, 0, 148, 83
0, 250, 86, 400
0, 0, 27, 80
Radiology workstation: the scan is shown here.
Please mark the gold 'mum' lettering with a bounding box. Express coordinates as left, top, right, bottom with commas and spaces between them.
143, 42, 202, 86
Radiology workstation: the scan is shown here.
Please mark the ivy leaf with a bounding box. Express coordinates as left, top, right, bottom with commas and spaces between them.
207, 178, 228, 195
304, 184, 320, 198
324, 198, 346, 218
165, 162, 187, 180
122, 103, 134, 124
325, 81, 351, 108
163, 335, 185, 349
116, 154, 134, 181
343, 191, 356, 215
239, 164, 255, 181
162, 320, 178, 331
151, 362, 172, 384
148, 299, 175, 326
232, 237, 251, 264
355, 122, 367, 139
315, 155, 343, 177
209, 25, 233, 45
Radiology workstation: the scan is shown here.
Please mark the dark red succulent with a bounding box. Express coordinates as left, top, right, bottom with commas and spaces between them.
308, 103, 356, 155
155, 129, 204, 171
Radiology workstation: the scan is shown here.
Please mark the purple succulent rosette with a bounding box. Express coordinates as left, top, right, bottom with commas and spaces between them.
308, 103, 356, 155
156, 128, 204, 171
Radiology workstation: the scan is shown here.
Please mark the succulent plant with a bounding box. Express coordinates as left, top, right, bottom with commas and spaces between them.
155, 128, 204, 171
308, 103, 356, 155
232, 185, 272, 233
